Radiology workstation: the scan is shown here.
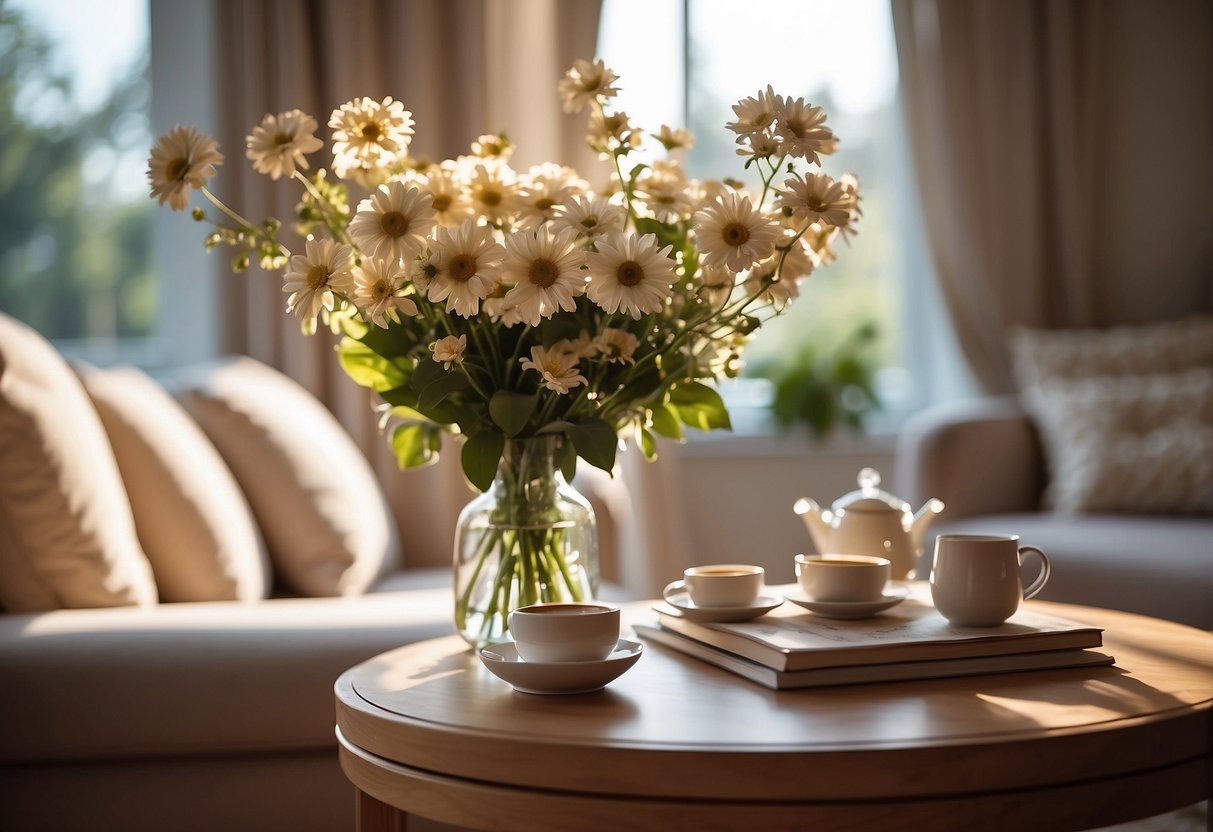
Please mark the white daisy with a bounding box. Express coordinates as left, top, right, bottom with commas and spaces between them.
432, 334, 467, 370
584, 232, 676, 320
774, 96, 836, 165
594, 328, 639, 364
515, 162, 585, 230
421, 166, 474, 228
427, 220, 505, 317
245, 109, 323, 181
349, 181, 436, 264
745, 268, 799, 311
500, 227, 587, 327
693, 192, 781, 273
351, 257, 418, 328
550, 193, 626, 239
470, 133, 514, 161
776, 172, 852, 227
726, 85, 780, 145
555, 330, 599, 361
466, 162, 518, 225
698, 264, 737, 307
147, 125, 224, 211
586, 109, 642, 156
409, 249, 438, 294
329, 96, 414, 178
519, 345, 588, 395
656, 124, 695, 151
558, 58, 620, 114
282, 238, 355, 331
634, 160, 697, 223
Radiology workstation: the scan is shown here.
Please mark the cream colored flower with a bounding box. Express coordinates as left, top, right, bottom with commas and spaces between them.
421, 167, 474, 228
771, 234, 817, 282
558, 58, 620, 114
245, 109, 323, 181
555, 330, 599, 360
515, 162, 585, 230
349, 181, 436, 264
432, 334, 467, 370
519, 345, 588, 394
585, 232, 676, 320
745, 267, 799, 311
147, 125, 223, 211
594, 328, 639, 364
409, 249, 438, 294
634, 160, 697, 223
427, 220, 505, 317
282, 238, 355, 331
550, 193, 626, 239
466, 162, 518, 225
587, 109, 642, 156
774, 96, 836, 165
352, 257, 418, 328
726, 85, 780, 145
776, 172, 852, 227
500, 227, 587, 327
657, 124, 695, 151
470, 133, 514, 161
329, 96, 414, 178
693, 192, 781, 273
698, 264, 737, 307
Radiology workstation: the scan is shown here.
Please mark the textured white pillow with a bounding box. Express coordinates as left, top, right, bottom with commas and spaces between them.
79, 365, 271, 602
177, 357, 401, 596
1012, 318, 1213, 515
0, 314, 157, 611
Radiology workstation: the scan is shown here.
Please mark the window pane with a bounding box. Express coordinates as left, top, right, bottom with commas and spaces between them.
0, 0, 153, 346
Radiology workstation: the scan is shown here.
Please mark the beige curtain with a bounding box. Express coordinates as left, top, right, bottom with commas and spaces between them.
210, 0, 606, 568
893, 0, 1213, 394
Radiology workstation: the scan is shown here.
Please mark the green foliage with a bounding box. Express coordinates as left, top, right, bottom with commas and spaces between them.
752, 322, 883, 439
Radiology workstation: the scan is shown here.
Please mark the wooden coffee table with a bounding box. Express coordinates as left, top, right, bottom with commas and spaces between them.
335, 600, 1212, 832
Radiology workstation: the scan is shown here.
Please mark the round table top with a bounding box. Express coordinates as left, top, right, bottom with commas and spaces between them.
336, 598, 1213, 825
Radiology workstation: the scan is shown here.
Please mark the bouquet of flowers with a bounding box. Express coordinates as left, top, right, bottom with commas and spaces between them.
148, 58, 861, 644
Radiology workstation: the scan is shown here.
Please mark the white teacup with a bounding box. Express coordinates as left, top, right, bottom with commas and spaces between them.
929, 534, 1051, 627
795, 554, 891, 602
507, 603, 620, 663
664, 564, 764, 608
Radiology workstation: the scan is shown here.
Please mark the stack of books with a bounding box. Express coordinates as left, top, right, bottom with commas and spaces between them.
635, 593, 1113, 690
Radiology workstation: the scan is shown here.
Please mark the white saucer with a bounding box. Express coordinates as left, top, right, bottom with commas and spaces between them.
783, 585, 909, 619
478, 638, 643, 695
660, 591, 784, 623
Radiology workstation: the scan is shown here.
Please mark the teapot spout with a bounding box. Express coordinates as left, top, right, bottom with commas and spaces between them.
909, 498, 946, 550
793, 497, 834, 552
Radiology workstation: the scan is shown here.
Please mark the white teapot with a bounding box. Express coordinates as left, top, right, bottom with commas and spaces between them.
793, 468, 944, 580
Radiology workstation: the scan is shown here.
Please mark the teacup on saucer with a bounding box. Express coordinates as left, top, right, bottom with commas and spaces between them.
479, 639, 642, 695
784, 585, 909, 620
661, 590, 783, 623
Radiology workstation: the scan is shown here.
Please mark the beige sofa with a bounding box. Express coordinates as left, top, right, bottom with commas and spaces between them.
0, 313, 623, 831
898, 397, 1213, 631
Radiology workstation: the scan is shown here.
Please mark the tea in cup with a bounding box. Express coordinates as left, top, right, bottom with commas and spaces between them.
795, 554, 891, 602
663, 564, 764, 608
929, 534, 1051, 627
507, 603, 620, 663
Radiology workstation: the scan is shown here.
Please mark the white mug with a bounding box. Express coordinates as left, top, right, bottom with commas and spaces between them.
664, 564, 764, 608
929, 534, 1051, 627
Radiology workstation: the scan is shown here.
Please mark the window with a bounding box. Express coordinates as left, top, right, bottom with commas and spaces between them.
0, 0, 216, 368
599, 0, 964, 435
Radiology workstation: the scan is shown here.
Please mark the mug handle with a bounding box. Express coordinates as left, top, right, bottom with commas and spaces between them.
1018, 546, 1051, 600
663, 580, 687, 603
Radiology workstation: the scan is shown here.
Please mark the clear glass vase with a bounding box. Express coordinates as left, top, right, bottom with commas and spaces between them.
453, 435, 599, 648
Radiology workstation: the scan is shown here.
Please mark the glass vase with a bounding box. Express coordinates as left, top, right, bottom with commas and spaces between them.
454, 435, 599, 648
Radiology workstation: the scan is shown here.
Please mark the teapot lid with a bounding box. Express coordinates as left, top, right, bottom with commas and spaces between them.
832, 468, 909, 514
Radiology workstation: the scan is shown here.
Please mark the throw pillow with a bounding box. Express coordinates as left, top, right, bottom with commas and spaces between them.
79, 365, 271, 602
0, 313, 157, 611
177, 357, 401, 596
1011, 317, 1213, 515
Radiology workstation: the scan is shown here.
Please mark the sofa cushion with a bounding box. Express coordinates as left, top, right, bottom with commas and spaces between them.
1011, 318, 1213, 515
79, 365, 271, 602
178, 357, 401, 596
0, 313, 157, 611
0, 576, 453, 764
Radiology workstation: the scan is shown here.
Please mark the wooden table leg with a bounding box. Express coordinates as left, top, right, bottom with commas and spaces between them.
355, 787, 404, 832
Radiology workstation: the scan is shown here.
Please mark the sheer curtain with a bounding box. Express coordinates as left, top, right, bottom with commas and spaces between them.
210, 0, 606, 568
893, 0, 1213, 394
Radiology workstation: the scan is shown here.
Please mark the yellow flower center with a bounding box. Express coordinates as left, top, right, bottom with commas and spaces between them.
580, 216, 599, 230
535, 197, 556, 211
432, 194, 452, 212
528, 258, 559, 288
306, 264, 330, 290
361, 122, 382, 141
806, 196, 827, 213
380, 211, 410, 238
273, 132, 293, 147
449, 254, 477, 282
372, 280, 392, 300
166, 157, 189, 181
480, 189, 502, 207
722, 222, 751, 247
616, 260, 644, 287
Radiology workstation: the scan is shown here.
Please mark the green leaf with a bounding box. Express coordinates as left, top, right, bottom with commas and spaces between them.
670, 381, 732, 432
410, 353, 448, 391
359, 319, 415, 358
558, 439, 578, 483
648, 402, 683, 439
461, 430, 506, 492
566, 418, 618, 473
337, 338, 408, 392
391, 423, 441, 469
417, 370, 469, 410
378, 384, 418, 408
637, 425, 658, 461
627, 162, 649, 183
489, 390, 538, 437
